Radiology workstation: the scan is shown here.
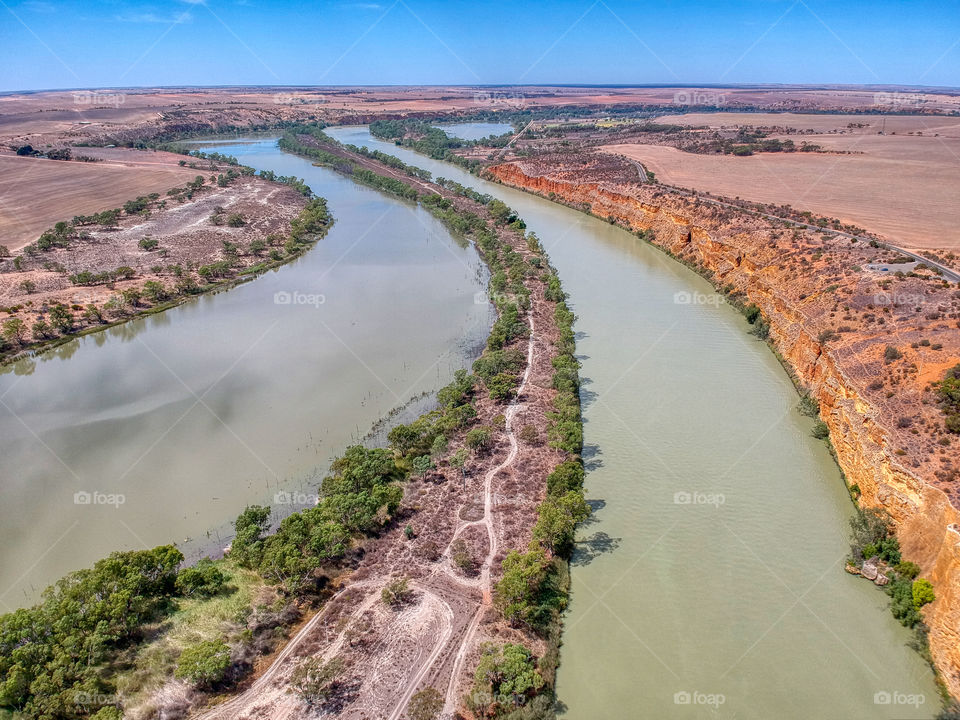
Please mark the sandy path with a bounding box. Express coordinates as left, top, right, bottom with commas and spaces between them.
188, 314, 538, 720
439, 314, 536, 717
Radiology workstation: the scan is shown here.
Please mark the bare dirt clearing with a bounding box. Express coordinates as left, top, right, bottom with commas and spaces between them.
0, 150, 200, 250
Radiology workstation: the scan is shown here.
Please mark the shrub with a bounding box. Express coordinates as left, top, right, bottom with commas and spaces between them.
138, 237, 159, 251
913, 579, 935, 609
290, 656, 345, 707
381, 577, 412, 607
407, 687, 444, 720
798, 394, 820, 417
936, 364, 960, 434
175, 639, 231, 687
811, 421, 830, 440
451, 538, 473, 574
226, 213, 246, 227
884, 345, 903, 363
518, 424, 539, 445
887, 578, 923, 627
175, 558, 226, 597
895, 561, 920, 580
466, 426, 492, 451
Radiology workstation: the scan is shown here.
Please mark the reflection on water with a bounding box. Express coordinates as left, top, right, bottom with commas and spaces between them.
0, 138, 492, 607
431, 121, 513, 141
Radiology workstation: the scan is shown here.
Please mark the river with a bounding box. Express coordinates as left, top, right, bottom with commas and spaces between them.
0, 140, 492, 608
1, 127, 939, 718
325, 125, 940, 720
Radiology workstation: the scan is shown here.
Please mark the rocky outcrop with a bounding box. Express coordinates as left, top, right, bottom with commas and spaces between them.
488, 160, 960, 698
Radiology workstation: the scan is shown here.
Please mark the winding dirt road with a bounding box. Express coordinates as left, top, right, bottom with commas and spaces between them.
191, 316, 538, 720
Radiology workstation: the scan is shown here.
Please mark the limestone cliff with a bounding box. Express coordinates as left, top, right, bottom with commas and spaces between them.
488, 160, 960, 698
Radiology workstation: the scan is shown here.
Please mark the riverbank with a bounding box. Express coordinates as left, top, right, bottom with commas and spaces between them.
486, 154, 960, 702
193, 127, 584, 720
0, 161, 331, 366
0, 135, 585, 720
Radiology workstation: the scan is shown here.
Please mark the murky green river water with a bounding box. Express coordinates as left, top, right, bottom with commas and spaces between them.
327, 126, 940, 720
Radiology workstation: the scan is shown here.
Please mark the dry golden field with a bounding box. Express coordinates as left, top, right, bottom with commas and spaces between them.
603, 113, 960, 250
0, 149, 199, 250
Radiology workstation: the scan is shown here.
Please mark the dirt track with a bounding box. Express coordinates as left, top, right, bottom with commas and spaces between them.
193, 318, 541, 720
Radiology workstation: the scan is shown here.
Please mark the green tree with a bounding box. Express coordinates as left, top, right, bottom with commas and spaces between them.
471, 643, 544, 712
494, 547, 551, 627
31, 318, 51, 340
231, 505, 271, 568
429, 433, 448, 461
48, 304, 73, 333
1, 317, 26, 345
142, 280, 168, 304
84, 304, 105, 324
450, 448, 468, 487
532, 491, 591, 556
546, 460, 584, 496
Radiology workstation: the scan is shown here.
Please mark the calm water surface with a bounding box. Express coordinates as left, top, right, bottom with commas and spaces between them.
0, 138, 492, 607
432, 121, 513, 140
327, 125, 939, 719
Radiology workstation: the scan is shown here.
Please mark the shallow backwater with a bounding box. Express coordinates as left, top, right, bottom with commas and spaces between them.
328, 125, 940, 719
0, 139, 492, 607
431, 121, 513, 140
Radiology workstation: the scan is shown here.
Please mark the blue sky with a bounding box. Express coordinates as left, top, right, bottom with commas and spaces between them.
1, 0, 957, 91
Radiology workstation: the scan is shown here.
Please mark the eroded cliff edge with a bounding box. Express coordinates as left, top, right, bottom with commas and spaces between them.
488, 157, 960, 699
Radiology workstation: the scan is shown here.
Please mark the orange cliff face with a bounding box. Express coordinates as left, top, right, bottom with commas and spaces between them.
488, 157, 960, 698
